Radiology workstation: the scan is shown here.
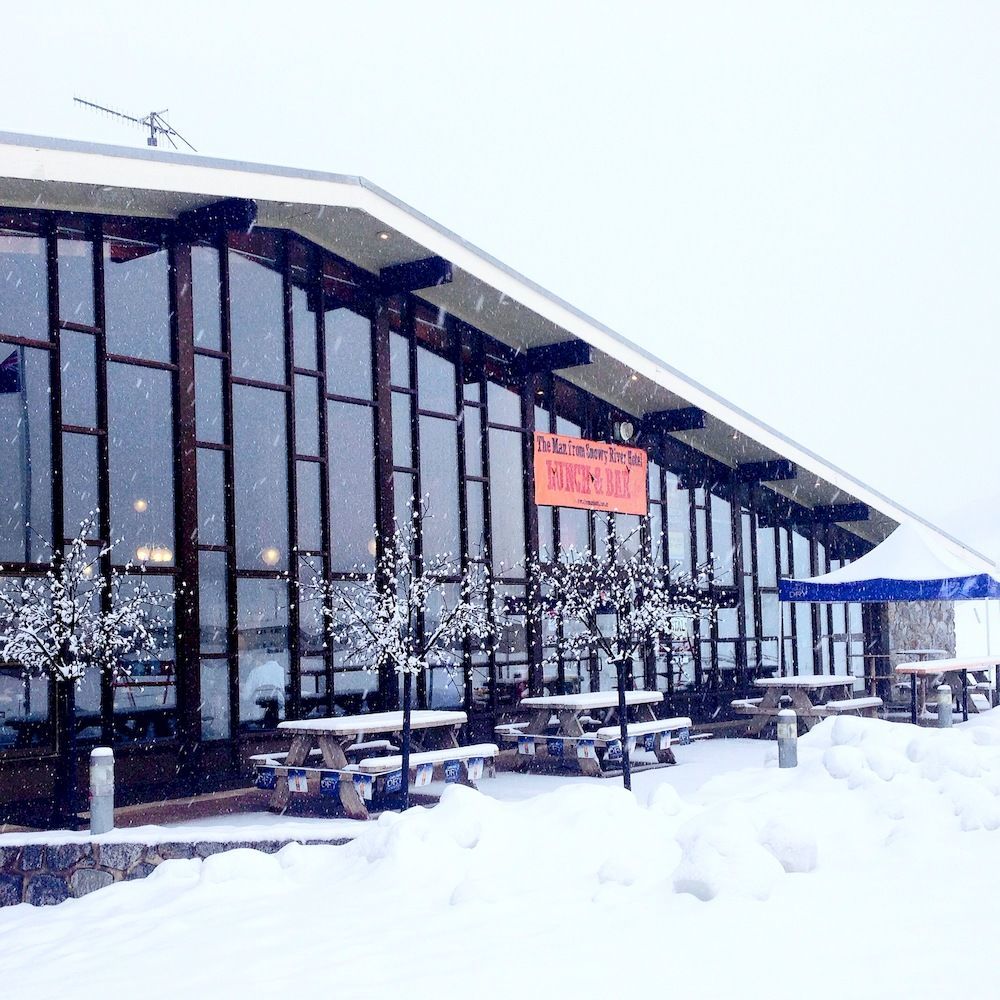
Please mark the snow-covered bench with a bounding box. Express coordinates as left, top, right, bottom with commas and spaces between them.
354, 743, 499, 787
731, 697, 763, 714
821, 696, 883, 717
252, 743, 498, 817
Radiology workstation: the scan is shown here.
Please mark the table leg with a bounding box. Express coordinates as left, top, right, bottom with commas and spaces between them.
315, 735, 370, 821
557, 710, 603, 777
748, 688, 780, 737
269, 735, 311, 813
791, 689, 822, 732
910, 674, 917, 725
962, 669, 970, 722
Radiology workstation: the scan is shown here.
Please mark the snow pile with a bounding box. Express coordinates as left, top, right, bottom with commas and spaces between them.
6, 715, 1000, 998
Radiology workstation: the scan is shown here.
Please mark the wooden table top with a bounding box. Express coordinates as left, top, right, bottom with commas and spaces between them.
278, 710, 467, 736
754, 675, 856, 689
894, 656, 999, 677
520, 690, 663, 711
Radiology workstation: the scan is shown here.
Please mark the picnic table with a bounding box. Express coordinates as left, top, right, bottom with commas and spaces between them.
264, 710, 467, 818
498, 690, 691, 777
894, 656, 1000, 724
737, 675, 874, 735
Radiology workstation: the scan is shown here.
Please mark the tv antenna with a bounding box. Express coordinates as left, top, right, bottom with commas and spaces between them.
73, 97, 197, 151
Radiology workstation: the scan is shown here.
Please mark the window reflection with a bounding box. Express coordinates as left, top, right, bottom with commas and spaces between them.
419, 416, 460, 557
325, 307, 372, 399
191, 245, 222, 350
0, 347, 51, 562
488, 427, 525, 575
237, 577, 290, 731
0, 230, 48, 342
104, 238, 170, 362
108, 363, 175, 565
233, 385, 289, 570
228, 239, 285, 384
327, 399, 376, 571
57, 237, 95, 326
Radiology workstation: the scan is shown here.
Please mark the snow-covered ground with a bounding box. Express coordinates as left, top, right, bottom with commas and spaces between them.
5, 717, 1000, 999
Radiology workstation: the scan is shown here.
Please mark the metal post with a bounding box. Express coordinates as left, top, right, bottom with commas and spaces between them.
936, 684, 953, 729
400, 671, 412, 812
616, 658, 632, 792
910, 672, 917, 726
89, 747, 114, 835
962, 670, 969, 723
777, 708, 797, 768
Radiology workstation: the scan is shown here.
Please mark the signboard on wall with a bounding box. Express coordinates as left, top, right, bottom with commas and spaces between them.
533, 431, 648, 516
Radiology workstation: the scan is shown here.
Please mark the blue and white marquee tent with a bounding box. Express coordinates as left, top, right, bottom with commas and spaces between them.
779, 522, 1000, 604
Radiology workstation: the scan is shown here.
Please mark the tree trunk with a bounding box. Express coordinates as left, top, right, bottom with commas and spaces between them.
53, 677, 80, 828
616, 658, 632, 792
400, 671, 413, 812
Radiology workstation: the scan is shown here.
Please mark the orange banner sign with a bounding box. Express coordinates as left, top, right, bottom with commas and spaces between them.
533, 431, 648, 516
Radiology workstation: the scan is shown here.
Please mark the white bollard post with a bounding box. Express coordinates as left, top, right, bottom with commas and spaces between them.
89, 747, 115, 835
936, 684, 953, 729
777, 709, 798, 768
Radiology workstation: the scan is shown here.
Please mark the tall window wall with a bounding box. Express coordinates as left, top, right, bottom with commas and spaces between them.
0, 205, 878, 763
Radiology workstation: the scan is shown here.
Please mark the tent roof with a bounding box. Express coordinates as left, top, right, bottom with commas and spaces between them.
779, 523, 1000, 602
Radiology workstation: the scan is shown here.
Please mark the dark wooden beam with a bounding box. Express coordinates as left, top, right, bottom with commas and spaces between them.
811, 503, 870, 523
177, 198, 257, 240
643, 407, 705, 433
378, 256, 452, 295
735, 459, 797, 483
515, 339, 592, 375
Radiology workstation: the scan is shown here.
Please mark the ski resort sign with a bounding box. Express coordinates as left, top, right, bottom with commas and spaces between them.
533, 431, 648, 516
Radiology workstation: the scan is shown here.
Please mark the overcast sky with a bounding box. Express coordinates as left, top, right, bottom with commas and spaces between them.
5, 2, 999, 569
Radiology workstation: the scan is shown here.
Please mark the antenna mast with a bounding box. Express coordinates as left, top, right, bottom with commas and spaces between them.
73, 97, 197, 151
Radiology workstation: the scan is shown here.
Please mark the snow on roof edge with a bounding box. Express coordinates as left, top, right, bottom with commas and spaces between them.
0, 130, 988, 565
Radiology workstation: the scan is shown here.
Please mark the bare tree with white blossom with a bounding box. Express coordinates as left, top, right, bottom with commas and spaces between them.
0, 510, 175, 825
528, 537, 717, 789
295, 502, 497, 810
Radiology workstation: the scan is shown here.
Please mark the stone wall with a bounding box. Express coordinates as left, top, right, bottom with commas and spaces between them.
0, 836, 347, 907
886, 601, 956, 657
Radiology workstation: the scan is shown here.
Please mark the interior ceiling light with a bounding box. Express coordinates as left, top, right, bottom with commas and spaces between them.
377, 231, 391, 241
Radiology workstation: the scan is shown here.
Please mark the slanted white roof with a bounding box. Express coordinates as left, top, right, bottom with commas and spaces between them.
0, 130, 985, 560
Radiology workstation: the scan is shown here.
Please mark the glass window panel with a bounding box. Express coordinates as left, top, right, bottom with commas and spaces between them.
743, 577, 757, 634
389, 332, 410, 387
228, 246, 285, 384
59, 330, 97, 428
615, 513, 641, 558
416, 345, 456, 415
795, 604, 815, 675
108, 363, 175, 566
779, 528, 790, 576
0, 666, 50, 749
112, 575, 176, 742
710, 495, 734, 584
237, 577, 290, 730
648, 461, 662, 503
559, 506, 589, 558
649, 504, 663, 565
718, 606, 740, 640
556, 416, 580, 437
57, 238, 95, 326
741, 511, 753, 574
195, 354, 224, 444
538, 506, 554, 561
419, 416, 460, 557
62, 431, 99, 540
294, 374, 320, 457
394, 471, 415, 546
327, 399, 376, 571
234, 385, 289, 570
488, 427, 524, 575
760, 591, 780, 643
695, 507, 708, 569
104, 239, 171, 362
191, 245, 222, 350
463, 406, 482, 475
757, 524, 777, 587
199, 550, 227, 655
325, 307, 372, 399
296, 460, 323, 551
792, 531, 811, 579
200, 660, 230, 740
487, 380, 521, 427
392, 392, 412, 467
197, 448, 226, 546
292, 284, 318, 371
299, 656, 327, 714
0, 347, 52, 561
466, 480, 486, 560
0, 232, 48, 341
665, 472, 692, 572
